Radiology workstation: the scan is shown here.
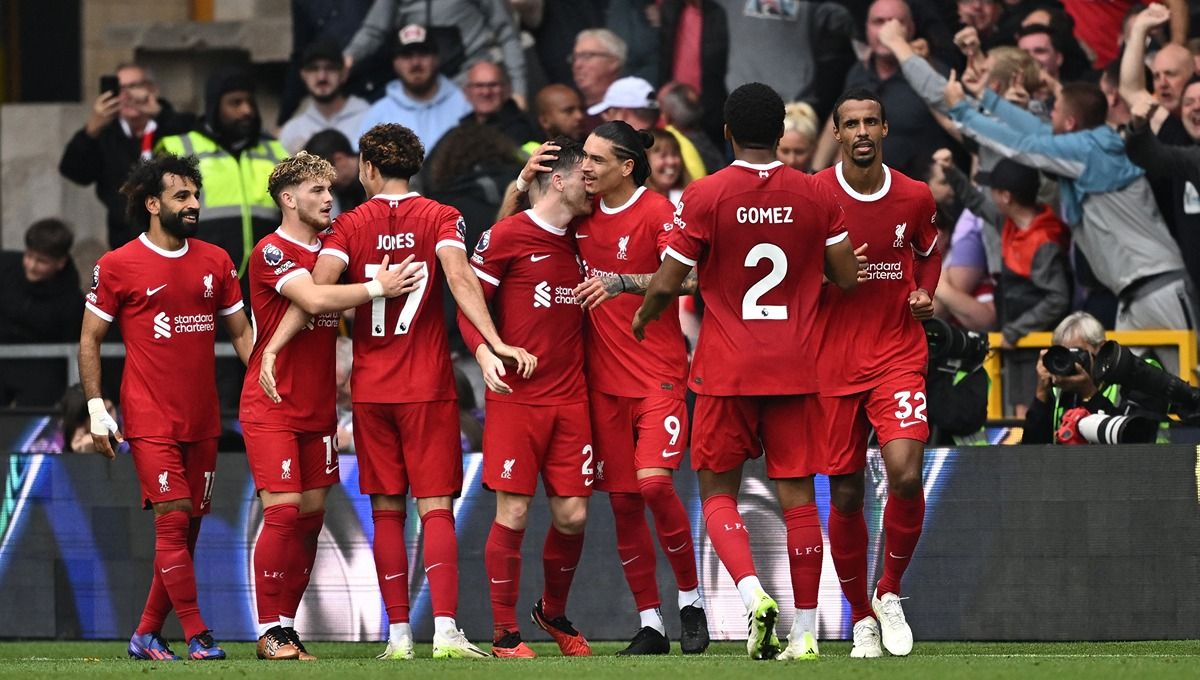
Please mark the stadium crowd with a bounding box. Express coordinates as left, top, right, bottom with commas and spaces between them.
2, 0, 1200, 662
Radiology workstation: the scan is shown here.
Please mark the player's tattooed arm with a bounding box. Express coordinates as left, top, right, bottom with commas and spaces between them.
574, 270, 698, 310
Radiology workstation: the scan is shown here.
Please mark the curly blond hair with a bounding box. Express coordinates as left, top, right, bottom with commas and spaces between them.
268, 151, 338, 206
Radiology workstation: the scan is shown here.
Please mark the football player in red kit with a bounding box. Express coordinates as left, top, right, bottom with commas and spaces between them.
459, 137, 595, 659
633, 83, 861, 661
242, 152, 422, 660
80, 154, 254, 661
813, 88, 942, 659
259, 124, 534, 660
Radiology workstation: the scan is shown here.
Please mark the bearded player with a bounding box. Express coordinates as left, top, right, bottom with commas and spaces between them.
241, 152, 422, 660
813, 88, 941, 658
633, 83, 861, 661
80, 154, 253, 661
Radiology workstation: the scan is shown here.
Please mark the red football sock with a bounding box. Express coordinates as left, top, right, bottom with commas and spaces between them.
137, 518, 200, 635
254, 504, 299, 629
541, 525, 585, 619
372, 509, 410, 623
827, 505, 872, 623
420, 509, 459, 619
279, 510, 324, 620
702, 494, 756, 583
485, 521, 524, 635
609, 492, 660, 611
154, 510, 206, 640
877, 492, 925, 597
783, 503, 823, 610
639, 476, 699, 591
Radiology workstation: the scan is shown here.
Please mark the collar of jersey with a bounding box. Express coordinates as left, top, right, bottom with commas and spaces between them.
523, 209, 568, 235
274, 227, 321, 252
139, 232, 188, 258
599, 186, 646, 215
730, 159, 783, 172
835, 162, 892, 202
372, 191, 420, 202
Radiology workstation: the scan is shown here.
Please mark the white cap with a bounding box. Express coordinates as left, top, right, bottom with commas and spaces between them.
587, 76, 658, 116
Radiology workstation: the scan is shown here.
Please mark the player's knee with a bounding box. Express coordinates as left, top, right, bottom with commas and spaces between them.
609, 492, 643, 517
888, 469, 923, 498
552, 505, 588, 534
829, 482, 864, 513
152, 498, 192, 516
496, 499, 531, 529
637, 476, 675, 505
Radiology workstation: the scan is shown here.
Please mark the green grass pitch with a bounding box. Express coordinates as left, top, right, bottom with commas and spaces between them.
1, 640, 1198, 679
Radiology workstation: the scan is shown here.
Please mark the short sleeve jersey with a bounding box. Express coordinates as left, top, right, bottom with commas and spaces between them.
814, 163, 938, 394
320, 192, 463, 404
468, 210, 586, 405
85, 234, 243, 440
239, 229, 339, 429
665, 160, 847, 396
576, 188, 688, 399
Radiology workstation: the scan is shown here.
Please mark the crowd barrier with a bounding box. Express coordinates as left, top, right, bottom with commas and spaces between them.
2, 445, 1197, 642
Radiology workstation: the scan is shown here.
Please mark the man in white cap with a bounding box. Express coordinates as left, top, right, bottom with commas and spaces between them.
589, 76, 706, 178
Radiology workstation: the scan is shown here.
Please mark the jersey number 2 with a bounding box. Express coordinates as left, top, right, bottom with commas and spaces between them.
742, 243, 788, 320
365, 262, 429, 336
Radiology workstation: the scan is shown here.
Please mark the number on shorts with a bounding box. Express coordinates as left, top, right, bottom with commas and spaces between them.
202, 471, 215, 508
742, 243, 788, 320
322, 435, 334, 467
364, 261, 429, 336
893, 390, 928, 422
663, 416, 681, 447
581, 444, 594, 477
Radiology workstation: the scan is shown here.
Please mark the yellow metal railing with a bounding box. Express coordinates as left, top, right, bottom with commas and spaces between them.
983, 330, 1198, 420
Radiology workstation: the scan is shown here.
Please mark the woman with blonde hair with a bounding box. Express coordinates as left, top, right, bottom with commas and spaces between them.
778, 101, 819, 172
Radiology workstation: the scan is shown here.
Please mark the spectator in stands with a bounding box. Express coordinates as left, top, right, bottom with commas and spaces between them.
1014, 6, 1095, 83
304, 129, 366, 216
156, 69, 285, 279
343, 0, 528, 105
572, 29, 627, 134
0, 219, 86, 407
954, 0, 1007, 54
532, 84, 586, 143
658, 0, 729, 148
945, 73, 1196, 332
590, 76, 658, 129
645, 128, 690, 205
1100, 60, 1133, 127
606, 0, 660, 83
278, 39, 370, 154
658, 81, 723, 176
776, 101, 819, 172
459, 61, 539, 148
1015, 24, 1067, 103
1119, 5, 1194, 143
281, 1, 387, 125
527, 0, 607, 87
59, 63, 194, 249
59, 384, 119, 454
425, 125, 523, 252
357, 24, 472, 152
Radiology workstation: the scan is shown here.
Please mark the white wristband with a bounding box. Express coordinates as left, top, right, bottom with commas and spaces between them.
87, 398, 107, 416
364, 280, 385, 298
515, 175, 530, 192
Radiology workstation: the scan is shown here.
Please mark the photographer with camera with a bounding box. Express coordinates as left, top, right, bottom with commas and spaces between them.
1023, 312, 1116, 444
923, 318, 990, 446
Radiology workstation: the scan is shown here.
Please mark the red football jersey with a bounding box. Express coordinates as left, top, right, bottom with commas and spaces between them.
577, 188, 688, 399
462, 209, 586, 405
814, 163, 939, 394
239, 229, 340, 430
665, 160, 847, 396
85, 234, 243, 440
320, 192, 462, 404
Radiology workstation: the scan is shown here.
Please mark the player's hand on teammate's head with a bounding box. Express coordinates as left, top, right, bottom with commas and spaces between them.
259, 351, 281, 404
476, 345, 513, 394
88, 398, 123, 459
854, 243, 870, 283
908, 289, 934, 320
491, 342, 537, 379
522, 141, 561, 184
573, 275, 620, 310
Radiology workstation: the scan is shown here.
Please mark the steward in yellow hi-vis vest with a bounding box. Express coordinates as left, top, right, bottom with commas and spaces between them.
156, 70, 284, 279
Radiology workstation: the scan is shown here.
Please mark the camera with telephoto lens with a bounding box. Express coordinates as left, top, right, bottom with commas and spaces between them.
1090, 340, 1200, 423
1042, 345, 1092, 376
1075, 412, 1159, 444
923, 318, 989, 370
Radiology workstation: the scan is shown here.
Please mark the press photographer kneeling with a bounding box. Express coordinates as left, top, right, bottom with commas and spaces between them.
1022, 312, 1197, 444
924, 318, 990, 445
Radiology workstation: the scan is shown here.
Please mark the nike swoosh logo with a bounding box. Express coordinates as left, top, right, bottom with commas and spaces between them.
530, 254, 551, 262
667, 543, 687, 553
325, 466, 339, 475
575, 234, 590, 239
839, 576, 857, 583
425, 563, 444, 573
490, 578, 513, 584
384, 572, 405, 581
898, 420, 922, 428
888, 552, 910, 560
584, 478, 593, 486
160, 565, 184, 574
621, 556, 639, 566
146, 284, 167, 296
661, 450, 681, 458
559, 566, 576, 572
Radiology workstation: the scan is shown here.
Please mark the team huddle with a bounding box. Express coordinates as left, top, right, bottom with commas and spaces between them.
80, 81, 939, 662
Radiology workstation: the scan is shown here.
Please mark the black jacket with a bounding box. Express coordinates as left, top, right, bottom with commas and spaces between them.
58, 101, 195, 248
0, 251, 84, 343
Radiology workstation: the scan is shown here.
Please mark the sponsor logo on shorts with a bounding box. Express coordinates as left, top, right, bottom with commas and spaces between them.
595, 460, 605, 481
501, 458, 515, 479
281, 458, 292, 480
898, 420, 922, 428
661, 450, 681, 458
158, 471, 170, 493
